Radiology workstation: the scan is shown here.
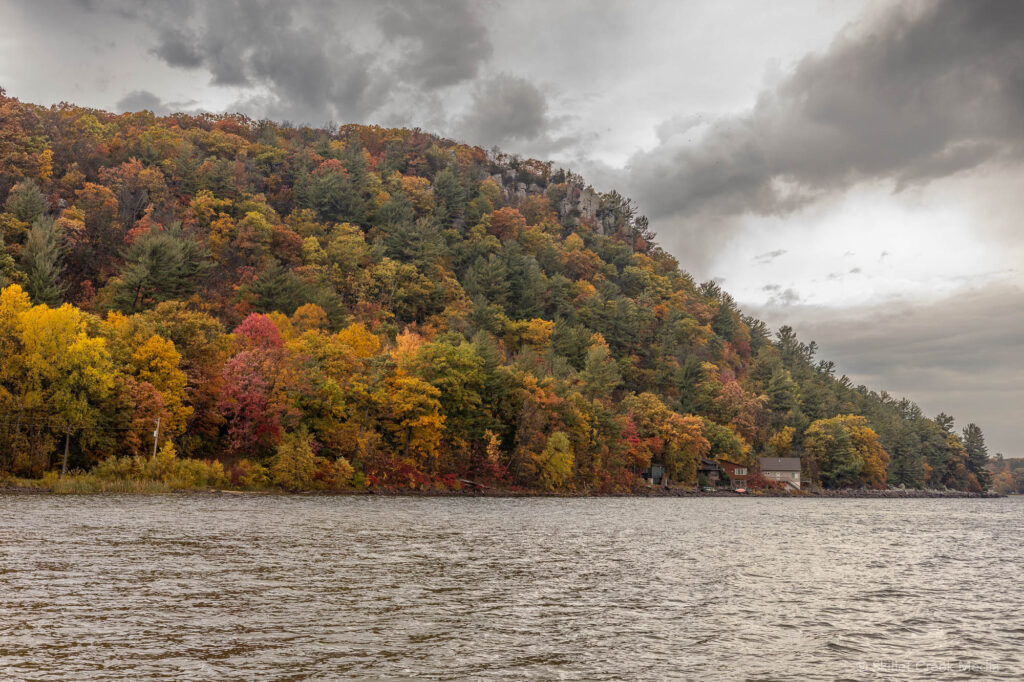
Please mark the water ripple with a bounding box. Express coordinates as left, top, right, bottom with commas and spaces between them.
0, 495, 1021, 680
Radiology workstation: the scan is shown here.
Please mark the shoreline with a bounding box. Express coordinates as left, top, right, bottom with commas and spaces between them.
0, 484, 1005, 499
357, 487, 1006, 499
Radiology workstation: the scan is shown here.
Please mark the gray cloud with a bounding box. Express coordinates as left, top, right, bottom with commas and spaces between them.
377, 0, 492, 89
755, 249, 787, 264
115, 90, 169, 115
59, 0, 498, 127
152, 27, 205, 70
459, 73, 551, 147
749, 282, 1024, 456
629, 0, 1024, 224
760, 285, 801, 306
114, 90, 201, 117
143, 1, 385, 123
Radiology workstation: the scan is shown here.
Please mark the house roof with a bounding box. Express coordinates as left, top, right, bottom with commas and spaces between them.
759, 457, 801, 472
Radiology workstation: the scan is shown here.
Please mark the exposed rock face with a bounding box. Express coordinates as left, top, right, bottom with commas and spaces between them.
513, 182, 528, 202
557, 181, 600, 224
486, 163, 610, 233
579, 187, 600, 223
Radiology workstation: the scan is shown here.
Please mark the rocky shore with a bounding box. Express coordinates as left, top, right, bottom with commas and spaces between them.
1, 482, 1006, 498
634, 487, 1003, 499
355, 485, 1005, 499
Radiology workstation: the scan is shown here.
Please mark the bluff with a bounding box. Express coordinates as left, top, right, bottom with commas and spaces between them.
0, 90, 991, 492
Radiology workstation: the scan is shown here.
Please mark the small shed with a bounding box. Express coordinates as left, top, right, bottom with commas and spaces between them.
644, 463, 666, 485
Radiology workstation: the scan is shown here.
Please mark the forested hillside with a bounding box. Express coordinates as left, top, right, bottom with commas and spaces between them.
0, 90, 992, 491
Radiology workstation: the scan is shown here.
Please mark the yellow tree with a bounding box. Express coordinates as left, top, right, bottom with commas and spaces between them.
533, 431, 574, 490
380, 374, 445, 473
804, 415, 890, 489
336, 322, 381, 359
847, 418, 890, 489
284, 328, 359, 457
768, 426, 795, 457
130, 334, 193, 439
4, 300, 114, 474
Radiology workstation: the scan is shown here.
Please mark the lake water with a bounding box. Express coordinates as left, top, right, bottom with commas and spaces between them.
1, 495, 1021, 680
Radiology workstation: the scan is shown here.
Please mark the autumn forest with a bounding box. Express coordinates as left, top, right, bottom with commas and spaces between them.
0, 89, 995, 493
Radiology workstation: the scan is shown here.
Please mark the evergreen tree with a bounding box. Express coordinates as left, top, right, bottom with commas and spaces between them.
340, 133, 370, 188
109, 226, 208, 312
301, 164, 365, 224
580, 344, 622, 401
886, 427, 925, 489
463, 254, 510, 307
766, 369, 800, 412
503, 243, 544, 319
4, 179, 46, 223
432, 166, 466, 224
0, 232, 16, 287
249, 262, 308, 316
375, 190, 415, 231
383, 217, 443, 266
21, 216, 65, 305
935, 412, 955, 433
962, 423, 991, 490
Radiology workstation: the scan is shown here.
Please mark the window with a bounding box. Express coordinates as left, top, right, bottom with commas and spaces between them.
735, 468, 747, 476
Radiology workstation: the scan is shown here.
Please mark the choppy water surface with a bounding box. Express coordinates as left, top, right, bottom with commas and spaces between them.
1, 495, 1021, 680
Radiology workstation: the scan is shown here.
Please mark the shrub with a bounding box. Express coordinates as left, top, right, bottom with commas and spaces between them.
535, 432, 574, 490
60, 442, 228, 492
229, 458, 270, 489
315, 455, 354, 490
270, 431, 316, 490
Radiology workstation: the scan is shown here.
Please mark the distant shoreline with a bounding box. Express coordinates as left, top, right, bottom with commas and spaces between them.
357, 487, 1006, 499
0, 485, 1005, 499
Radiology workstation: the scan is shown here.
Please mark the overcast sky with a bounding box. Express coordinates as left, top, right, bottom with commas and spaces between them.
1, 0, 1021, 454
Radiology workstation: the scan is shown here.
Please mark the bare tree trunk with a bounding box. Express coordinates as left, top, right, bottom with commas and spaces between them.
61, 432, 70, 477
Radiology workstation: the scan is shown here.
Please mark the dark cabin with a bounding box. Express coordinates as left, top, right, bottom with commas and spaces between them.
697, 459, 720, 485
644, 463, 666, 485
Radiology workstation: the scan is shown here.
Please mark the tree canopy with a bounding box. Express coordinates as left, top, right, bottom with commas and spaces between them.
0, 92, 991, 491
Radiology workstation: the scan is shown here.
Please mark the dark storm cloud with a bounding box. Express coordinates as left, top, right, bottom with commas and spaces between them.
114, 90, 200, 117
49, 0, 499, 126
629, 0, 1024, 221
142, 1, 385, 122
459, 73, 551, 147
152, 28, 205, 69
750, 282, 1024, 455
115, 90, 169, 116
377, 0, 493, 89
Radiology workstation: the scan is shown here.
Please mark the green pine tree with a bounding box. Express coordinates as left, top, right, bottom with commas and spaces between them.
0, 232, 16, 287
962, 423, 991, 490
109, 225, 208, 313
4, 179, 47, 223
21, 215, 65, 305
